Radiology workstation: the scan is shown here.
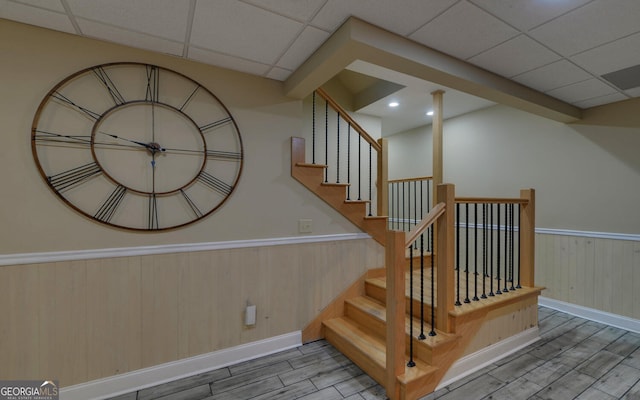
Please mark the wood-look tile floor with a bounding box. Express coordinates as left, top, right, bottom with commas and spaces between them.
108, 306, 640, 400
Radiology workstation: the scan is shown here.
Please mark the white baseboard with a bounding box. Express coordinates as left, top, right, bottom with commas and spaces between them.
436, 327, 540, 390
539, 297, 640, 334
60, 331, 301, 400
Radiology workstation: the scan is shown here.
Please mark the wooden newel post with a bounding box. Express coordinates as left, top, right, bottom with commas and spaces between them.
378, 138, 388, 217
436, 183, 455, 333
432, 90, 444, 204
519, 189, 535, 287
385, 230, 405, 400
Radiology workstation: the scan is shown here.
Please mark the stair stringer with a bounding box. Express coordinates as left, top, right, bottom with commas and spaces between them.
291, 137, 387, 246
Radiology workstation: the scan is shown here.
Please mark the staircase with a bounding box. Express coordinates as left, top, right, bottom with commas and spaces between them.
323, 278, 459, 398
291, 89, 541, 400
291, 136, 387, 245
293, 136, 460, 398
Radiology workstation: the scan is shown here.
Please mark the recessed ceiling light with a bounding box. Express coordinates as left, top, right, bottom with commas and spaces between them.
426, 110, 434, 116
388, 101, 399, 107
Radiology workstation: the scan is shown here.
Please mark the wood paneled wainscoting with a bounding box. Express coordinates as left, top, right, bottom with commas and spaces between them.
535, 230, 640, 324
0, 236, 384, 390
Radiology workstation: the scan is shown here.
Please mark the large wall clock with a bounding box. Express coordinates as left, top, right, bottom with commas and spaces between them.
31, 62, 243, 231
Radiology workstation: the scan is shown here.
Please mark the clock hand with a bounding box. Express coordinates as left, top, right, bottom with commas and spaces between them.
98, 131, 166, 153
162, 147, 241, 160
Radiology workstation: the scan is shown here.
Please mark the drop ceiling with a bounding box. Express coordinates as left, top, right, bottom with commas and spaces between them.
2, 0, 640, 134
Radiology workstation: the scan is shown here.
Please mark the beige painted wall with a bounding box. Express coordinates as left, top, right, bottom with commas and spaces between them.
0, 19, 361, 255
387, 99, 640, 320
387, 104, 640, 234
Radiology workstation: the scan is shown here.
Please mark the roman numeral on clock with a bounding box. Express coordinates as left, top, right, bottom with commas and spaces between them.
197, 171, 232, 196
93, 66, 126, 106
47, 162, 102, 192
94, 185, 127, 223
51, 92, 102, 121
145, 65, 159, 103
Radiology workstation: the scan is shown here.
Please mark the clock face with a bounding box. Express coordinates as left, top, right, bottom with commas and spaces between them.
31, 62, 243, 231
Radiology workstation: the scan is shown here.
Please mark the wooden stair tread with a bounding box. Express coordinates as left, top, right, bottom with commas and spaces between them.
321, 182, 350, 187
367, 273, 541, 308
346, 296, 457, 347
324, 317, 386, 366
295, 162, 327, 168
323, 317, 438, 387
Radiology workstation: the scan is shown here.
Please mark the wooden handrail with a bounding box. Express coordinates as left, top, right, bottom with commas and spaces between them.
455, 197, 528, 204
315, 87, 382, 152
404, 202, 445, 247
388, 176, 433, 183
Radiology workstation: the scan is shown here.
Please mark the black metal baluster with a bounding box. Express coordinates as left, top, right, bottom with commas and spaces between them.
464, 203, 470, 303
402, 181, 406, 231
408, 245, 416, 367
395, 182, 400, 230
324, 99, 328, 183
368, 143, 372, 216
510, 204, 516, 291
419, 234, 426, 340
489, 203, 495, 297
312, 91, 316, 164
517, 204, 522, 289
410, 181, 420, 248
496, 203, 502, 295
455, 202, 462, 306
357, 137, 362, 201
336, 114, 340, 183
429, 224, 436, 336
503, 203, 509, 293
473, 203, 479, 301
346, 125, 351, 200
481, 203, 488, 299
414, 180, 418, 234
395, 182, 398, 230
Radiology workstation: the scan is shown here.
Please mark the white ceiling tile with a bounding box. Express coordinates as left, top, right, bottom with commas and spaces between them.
10, 0, 66, 12
571, 32, 640, 76
574, 92, 628, 108
312, 0, 458, 35
188, 46, 271, 77
546, 79, 618, 103
513, 60, 591, 92
244, 0, 326, 21
266, 66, 292, 81
276, 25, 329, 70
624, 87, 640, 98
409, 1, 519, 60
191, 0, 303, 65
530, 0, 640, 56
77, 19, 184, 56
66, 0, 189, 41
470, 0, 591, 31
469, 35, 560, 78
0, 0, 75, 33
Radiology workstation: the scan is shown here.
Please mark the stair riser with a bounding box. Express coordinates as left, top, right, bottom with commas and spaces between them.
323, 324, 386, 386
345, 299, 441, 365
345, 301, 386, 338
365, 281, 437, 325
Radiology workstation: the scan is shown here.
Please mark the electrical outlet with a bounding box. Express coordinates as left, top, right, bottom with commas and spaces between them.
298, 219, 312, 233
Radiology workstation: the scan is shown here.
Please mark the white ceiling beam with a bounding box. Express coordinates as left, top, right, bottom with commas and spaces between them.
285, 17, 582, 123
